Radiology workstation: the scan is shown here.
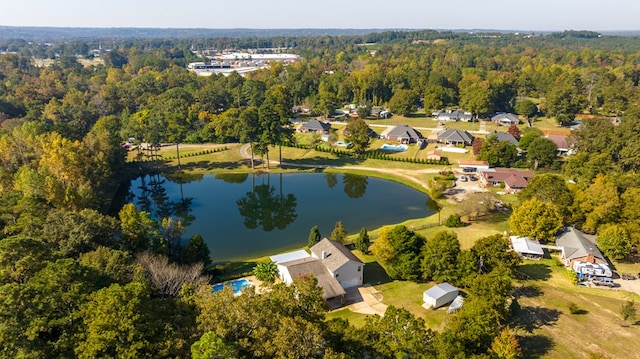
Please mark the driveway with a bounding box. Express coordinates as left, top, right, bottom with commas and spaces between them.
615, 277, 640, 296
331, 285, 388, 316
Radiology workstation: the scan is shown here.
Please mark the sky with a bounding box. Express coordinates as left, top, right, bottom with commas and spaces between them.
1, 0, 639, 32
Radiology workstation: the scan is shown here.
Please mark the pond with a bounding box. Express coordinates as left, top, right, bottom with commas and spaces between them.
128, 172, 433, 262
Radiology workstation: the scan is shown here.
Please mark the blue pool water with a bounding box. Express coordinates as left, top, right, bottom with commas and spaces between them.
380, 144, 408, 151
336, 141, 351, 147
212, 278, 253, 295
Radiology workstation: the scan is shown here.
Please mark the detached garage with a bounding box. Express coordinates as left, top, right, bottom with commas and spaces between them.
423, 282, 459, 309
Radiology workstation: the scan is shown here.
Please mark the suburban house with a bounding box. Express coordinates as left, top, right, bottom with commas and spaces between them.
297, 119, 331, 134
478, 168, 534, 193
457, 160, 490, 172
269, 239, 364, 304
546, 133, 574, 155
437, 129, 474, 146
556, 227, 612, 278
491, 113, 520, 125
380, 124, 423, 143
310, 238, 364, 289
510, 236, 544, 260
488, 131, 519, 146
423, 282, 459, 309
432, 109, 473, 122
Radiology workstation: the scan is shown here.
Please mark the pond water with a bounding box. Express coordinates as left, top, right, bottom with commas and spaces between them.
128, 172, 433, 262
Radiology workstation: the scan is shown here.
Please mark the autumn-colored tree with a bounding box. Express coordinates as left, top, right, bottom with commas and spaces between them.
491, 327, 522, 359
596, 224, 632, 260
572, 174, 621, 232
509, 198, 563, 241
507, 124, 522, 140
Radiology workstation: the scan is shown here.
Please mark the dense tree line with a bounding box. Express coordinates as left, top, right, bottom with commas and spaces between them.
1, 29, 640, 357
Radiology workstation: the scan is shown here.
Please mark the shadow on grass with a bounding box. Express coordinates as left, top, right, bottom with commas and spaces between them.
364, 261, 392, 286
518, 263, 552, 281
571, 309, 589, 315
212, 261, 259, 282
514, 284, 543, 298
512, 304, 561, 332
518, 334, 554, 359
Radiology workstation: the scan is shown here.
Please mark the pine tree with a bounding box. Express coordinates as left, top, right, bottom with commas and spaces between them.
355, 227, 371, 253
331, 221, 347, 244
308, 225, 322, 247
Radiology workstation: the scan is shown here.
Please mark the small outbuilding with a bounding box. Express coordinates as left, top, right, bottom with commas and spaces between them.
510, 236, 544, 260
423, 282, 459, 309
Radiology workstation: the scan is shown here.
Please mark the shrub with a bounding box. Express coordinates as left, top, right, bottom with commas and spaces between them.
444, 214, 465, 228
568, 302, 580, 314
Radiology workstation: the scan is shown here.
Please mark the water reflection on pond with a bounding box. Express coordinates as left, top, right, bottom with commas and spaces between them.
129, 172, 432, 262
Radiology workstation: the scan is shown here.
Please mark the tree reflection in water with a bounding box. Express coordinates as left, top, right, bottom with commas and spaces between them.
342, 173, 368, 199
236, 173, 298, 231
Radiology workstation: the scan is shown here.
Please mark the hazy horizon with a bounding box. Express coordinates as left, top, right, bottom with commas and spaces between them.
2, 0, 639, 32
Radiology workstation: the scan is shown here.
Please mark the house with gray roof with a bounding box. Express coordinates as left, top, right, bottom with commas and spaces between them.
311, 238, 364, 289
437, 129, 474, 146
297, 119, 331, 134
492, 113, 520, 125
489, 131, 519, 146
556, 227, 611, 278
380, 124, 423, 143
433, 110, 473, 122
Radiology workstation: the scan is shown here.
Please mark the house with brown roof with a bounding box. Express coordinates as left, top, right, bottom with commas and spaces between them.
478, 168, 534, 193
311, 238, 364, 289
275, 257, 347, 300
270, 238, 363, 304
546, 133, 574, 155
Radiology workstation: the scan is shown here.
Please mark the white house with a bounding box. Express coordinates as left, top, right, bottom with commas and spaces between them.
269, 238, 363, 303
423, 282, 459, 309
311, 238, 364, 289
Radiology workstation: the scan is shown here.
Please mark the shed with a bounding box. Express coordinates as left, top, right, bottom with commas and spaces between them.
510, 236, 544, 259
423, 282, 459, 309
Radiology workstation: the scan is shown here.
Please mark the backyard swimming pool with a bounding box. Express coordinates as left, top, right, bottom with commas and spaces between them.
212, 278, 253, 295
380, 144, 408, 151
336, 141, 351, 147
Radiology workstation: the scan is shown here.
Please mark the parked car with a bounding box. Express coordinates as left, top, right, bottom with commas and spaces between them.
592, 277, 615, 287
469, 175, 478, 181
459, 175, 468, 182
621, 273, 636, 280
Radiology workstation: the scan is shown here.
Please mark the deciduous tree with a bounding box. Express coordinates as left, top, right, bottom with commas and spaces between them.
509, 198, 563, 241
421, 231, 461, 283
596, 223, 632, 260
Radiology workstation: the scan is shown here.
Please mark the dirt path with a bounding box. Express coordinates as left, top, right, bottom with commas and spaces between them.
238, 144, 441, 190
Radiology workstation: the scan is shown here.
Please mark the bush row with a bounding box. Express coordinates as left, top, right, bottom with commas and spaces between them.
297, 144, 449, 165
163, 147, 228, 160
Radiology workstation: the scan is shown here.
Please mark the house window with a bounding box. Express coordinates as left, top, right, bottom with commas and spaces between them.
357, 266, 361, 272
